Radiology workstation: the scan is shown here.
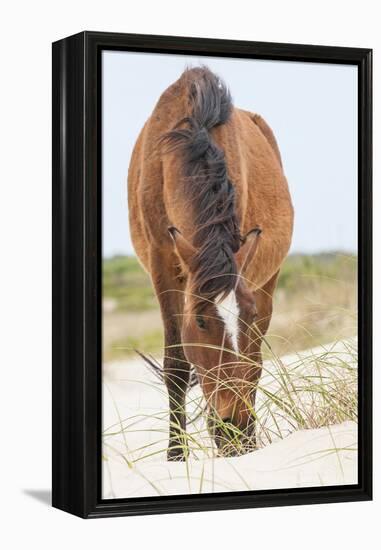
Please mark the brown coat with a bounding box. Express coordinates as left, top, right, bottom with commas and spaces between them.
128, 67, 294, 459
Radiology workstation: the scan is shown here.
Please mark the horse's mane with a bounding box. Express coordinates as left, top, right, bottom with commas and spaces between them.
161, 67, 241, 308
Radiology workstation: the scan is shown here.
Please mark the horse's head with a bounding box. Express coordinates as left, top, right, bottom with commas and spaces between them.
169, 226, 262, 456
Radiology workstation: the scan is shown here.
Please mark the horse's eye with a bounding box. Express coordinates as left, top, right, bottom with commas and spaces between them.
196, 315, 206, 330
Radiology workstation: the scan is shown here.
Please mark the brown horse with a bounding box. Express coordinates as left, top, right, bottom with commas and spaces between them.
128, 67, 293, 460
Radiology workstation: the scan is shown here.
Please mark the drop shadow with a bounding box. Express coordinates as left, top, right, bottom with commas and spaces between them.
23, 489, 51, 506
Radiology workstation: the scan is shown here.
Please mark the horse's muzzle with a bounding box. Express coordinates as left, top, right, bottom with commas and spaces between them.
208, 416, 257, 457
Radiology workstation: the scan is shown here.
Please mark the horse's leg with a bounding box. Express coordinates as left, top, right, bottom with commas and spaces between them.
151, 257, 191, 461
255, 270, 280, 339
250, 270, 280, 440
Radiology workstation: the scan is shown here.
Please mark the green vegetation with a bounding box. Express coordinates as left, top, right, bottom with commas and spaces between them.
103, 252, 357, 361
277, 252, 357, 293
103, 252, 357, 311
108, 330, 164, 361
103, 255, 157, 311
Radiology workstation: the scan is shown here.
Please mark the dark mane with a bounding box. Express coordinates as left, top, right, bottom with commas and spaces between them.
161, 67, 241, 307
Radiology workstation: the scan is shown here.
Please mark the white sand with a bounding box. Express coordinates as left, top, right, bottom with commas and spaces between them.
102, 340, 357, 499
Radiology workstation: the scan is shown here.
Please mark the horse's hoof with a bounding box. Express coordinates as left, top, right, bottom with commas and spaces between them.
167, 448, 187, 462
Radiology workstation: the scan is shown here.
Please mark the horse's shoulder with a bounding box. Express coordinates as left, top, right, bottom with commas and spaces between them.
150, 77, 186, 125
236, 109, 283, 168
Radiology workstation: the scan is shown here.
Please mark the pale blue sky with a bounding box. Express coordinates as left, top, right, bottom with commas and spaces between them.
102, 51, 357, 258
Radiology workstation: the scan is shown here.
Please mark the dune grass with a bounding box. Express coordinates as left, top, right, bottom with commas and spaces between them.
103, 333, 357, 464
102, 251, 357, 481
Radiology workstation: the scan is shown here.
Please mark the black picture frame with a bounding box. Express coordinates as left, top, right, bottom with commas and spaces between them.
52, 31, 372, 519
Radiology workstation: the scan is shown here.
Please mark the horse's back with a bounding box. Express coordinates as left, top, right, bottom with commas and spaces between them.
208, 107, 293, 287
128, 73, 293, 287
128, 78, 190, 272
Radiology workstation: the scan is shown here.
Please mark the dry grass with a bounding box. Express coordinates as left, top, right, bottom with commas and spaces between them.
101, 252, 358, 488
102, 338, 357, 462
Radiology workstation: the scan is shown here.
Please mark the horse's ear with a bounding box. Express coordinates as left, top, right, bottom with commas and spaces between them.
168, 227, 196, 268
237, 227, 262, 265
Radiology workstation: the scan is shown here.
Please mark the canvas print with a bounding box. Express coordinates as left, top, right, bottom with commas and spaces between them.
102, 52, 358, 499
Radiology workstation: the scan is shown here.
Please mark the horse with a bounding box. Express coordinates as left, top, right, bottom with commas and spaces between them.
128, 66, 293, 460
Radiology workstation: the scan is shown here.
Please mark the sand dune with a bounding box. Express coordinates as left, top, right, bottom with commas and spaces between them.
102, 340, 357, 499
